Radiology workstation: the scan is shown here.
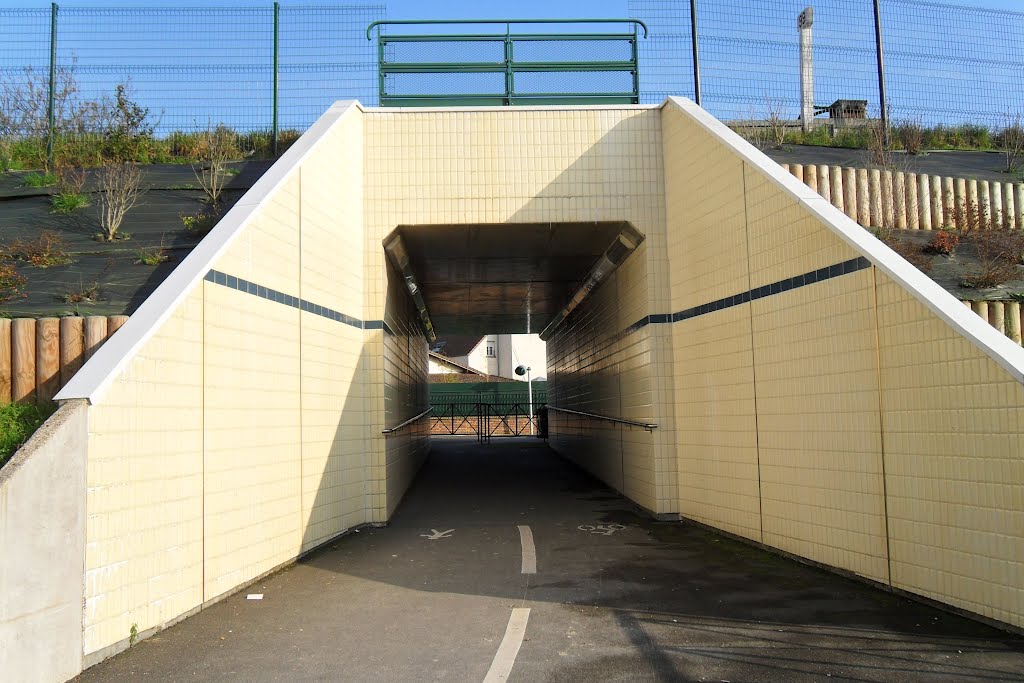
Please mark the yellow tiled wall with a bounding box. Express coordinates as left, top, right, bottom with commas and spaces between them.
547, 246, 663, 512
876, 272, 1024, 626
362, 108, 677, 515
73, 100, 1024, 667
663, 98, 1024, 628
82, 106, 376, 658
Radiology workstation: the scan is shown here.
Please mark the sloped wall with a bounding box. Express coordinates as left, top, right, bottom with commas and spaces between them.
55, 103, 377, 662
663, 97, 1024, 628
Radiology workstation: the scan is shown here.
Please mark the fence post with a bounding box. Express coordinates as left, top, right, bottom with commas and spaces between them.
872, 0, 889, 144
272, 2, 280, 156
0, 319, 11, 404
690, 0, 701, 106
11, 319, 36, 404
46, 3, 59, 170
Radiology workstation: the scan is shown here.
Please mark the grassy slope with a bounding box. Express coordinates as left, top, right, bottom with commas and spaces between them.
0, 402, 55, 468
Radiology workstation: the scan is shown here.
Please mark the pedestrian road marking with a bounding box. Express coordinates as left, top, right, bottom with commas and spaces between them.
483, 608, 530, 683
517, 525, 536, 574
420, 528, 454, 540
578, 523, 626, 536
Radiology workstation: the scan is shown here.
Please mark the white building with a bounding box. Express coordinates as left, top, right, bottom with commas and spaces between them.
431, 334, 546, 381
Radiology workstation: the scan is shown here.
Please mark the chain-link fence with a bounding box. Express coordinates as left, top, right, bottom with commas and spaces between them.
1, 0, 1021, 167
629, 0, 1024, 129
0, 3, 383, 167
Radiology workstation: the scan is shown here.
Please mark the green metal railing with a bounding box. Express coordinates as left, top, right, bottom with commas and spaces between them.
367, 19, 647, 107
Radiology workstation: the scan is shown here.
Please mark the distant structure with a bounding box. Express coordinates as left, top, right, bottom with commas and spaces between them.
815, 99, 869, 128
798, 7, 814, 132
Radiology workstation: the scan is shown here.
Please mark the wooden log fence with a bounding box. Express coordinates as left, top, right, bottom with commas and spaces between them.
964, 300, 1023, 347
0, 315, 128, 405
782, 163, 1024, 233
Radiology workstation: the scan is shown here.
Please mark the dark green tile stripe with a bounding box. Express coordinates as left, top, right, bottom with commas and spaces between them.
204, 269, 390, 333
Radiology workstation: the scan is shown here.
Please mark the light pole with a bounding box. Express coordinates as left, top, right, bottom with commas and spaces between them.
515, 365, 534, 436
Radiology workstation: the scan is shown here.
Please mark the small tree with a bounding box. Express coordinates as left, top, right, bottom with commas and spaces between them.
193, 125, 240, 204
103, 84, 155, 163
95, 162, 144, 241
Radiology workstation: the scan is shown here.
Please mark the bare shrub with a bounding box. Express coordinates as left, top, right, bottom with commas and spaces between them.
95, 162, 144, 241
764, 96, 788, 150
1001, 111, 1024, 174
3, 230, 73, 268
192, 125, 241, 204
56, 163, 87, 195
894, 119, 925, 155
962, 227, 1024, 289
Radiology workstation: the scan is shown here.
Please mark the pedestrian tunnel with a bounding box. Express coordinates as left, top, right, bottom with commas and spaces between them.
4, 99, 1023, 681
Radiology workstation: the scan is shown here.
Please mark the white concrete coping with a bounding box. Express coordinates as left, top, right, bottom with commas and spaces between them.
55, 101, 365, 405
662, 96, 1024, 385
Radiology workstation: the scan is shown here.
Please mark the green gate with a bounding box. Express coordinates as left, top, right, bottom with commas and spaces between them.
366, 19, 647, 107
430, 390, 547, 441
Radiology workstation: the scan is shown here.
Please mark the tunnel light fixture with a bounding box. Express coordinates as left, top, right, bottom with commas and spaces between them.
538, 222, 644, 341
383, 230, 437, 343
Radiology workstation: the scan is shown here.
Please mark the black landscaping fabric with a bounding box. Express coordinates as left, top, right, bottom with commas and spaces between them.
0, 161, 271, 317
1, 151, 1022, 318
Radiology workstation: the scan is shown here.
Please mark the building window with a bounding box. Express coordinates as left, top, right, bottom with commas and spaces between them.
486, 345, 495, 357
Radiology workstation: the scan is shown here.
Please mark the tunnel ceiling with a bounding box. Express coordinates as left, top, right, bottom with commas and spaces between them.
384, 222, 638, 336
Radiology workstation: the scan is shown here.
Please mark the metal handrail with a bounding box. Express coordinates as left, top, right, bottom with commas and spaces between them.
367, 19, 649, 40
381, 407, 432, 435
545, 405, 657, 432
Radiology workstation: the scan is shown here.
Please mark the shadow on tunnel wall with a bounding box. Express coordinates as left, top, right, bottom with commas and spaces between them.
503, 110, 667, 512
298, 256, 430, 553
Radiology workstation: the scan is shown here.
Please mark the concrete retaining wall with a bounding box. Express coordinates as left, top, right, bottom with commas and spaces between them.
0, 400, 88, 682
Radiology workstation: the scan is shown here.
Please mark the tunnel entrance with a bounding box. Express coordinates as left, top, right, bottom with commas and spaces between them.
382, 221, 644, 338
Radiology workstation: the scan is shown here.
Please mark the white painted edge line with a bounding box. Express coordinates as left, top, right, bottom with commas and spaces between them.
482, 608, 531, 683
517, 525, 536, 575
54, 100, 366, 404
662, 96, 1024, 385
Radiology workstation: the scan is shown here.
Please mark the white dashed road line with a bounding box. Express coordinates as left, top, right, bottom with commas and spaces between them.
482, 608, 531, 683
517, 525, 536, 574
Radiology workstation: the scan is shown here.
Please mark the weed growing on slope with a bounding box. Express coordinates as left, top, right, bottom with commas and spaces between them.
3, 231, 73, 267
21, 171, 57, 188
0, 262, 27, 302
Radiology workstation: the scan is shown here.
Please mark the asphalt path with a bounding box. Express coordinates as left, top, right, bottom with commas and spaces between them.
75, 437, 1024, 682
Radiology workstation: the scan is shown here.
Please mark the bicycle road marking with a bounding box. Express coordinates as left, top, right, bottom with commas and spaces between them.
577, 523, 627, 536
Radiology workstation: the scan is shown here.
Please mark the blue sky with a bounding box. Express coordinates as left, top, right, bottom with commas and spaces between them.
9, 0, 1021, 11
2, 0, 1021, 131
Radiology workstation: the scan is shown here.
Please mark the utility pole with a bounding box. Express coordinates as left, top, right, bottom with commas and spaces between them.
690, 0, 701, 106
